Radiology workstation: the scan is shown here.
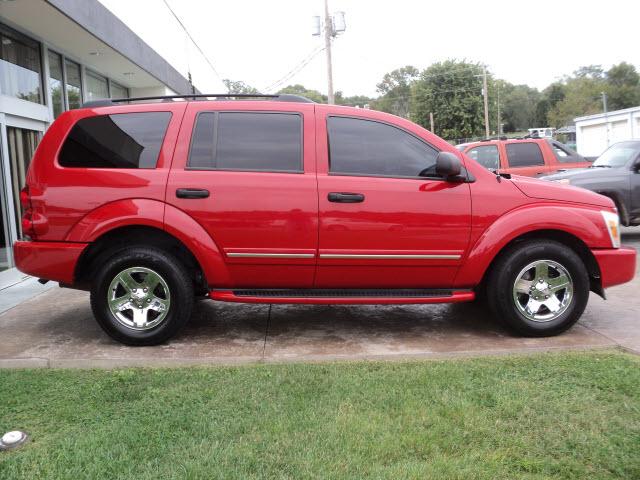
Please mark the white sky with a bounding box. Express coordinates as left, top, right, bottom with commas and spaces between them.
99, 0, 640, 97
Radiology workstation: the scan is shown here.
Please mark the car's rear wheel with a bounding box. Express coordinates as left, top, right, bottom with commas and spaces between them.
90, 246, 194, 346
486, 240, 589, 336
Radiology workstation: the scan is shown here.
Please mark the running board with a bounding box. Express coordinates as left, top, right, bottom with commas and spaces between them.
209, 288, 475, 305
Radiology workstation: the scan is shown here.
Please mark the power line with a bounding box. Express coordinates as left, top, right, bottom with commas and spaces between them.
162, 0, 223, 84
263, 44, 328, 93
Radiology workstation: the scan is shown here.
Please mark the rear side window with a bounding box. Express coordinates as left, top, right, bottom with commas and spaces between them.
188, 112, 302, 172
59, 112, 171, 168
328, 116, 439, 178
466, 145, 499, 170
505, 142, 544, 167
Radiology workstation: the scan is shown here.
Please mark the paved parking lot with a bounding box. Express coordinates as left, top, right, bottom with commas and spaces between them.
1, 229, 638, 368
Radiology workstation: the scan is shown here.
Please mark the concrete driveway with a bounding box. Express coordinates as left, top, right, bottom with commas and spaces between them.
1, 229, 638, 368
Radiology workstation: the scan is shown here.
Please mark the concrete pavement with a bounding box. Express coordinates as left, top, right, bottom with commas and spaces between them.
1, 229, 638, 368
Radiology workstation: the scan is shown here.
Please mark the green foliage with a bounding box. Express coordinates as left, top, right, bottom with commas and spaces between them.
374, 65, 420, 118
0, 351, 639, 479
411, 60, 485, 139
606, 62, 640, 111
277, 84, 327, 103
223, 78, 260, 95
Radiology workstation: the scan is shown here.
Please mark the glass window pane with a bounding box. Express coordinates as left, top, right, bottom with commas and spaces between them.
85, 70, 108, 102
467, 145, 499, 170
188, 112, 302, 172
7, 127, 41, 238
65, 59, 82, 109
48, 50, 64, 118
328, 116, 439, 177
110, 81, 128, 99
59, 112, 172, 168
0, 25, 42, 103
0, 177, 10, 271
188, 112, 216, 169
505, 142, 545, 167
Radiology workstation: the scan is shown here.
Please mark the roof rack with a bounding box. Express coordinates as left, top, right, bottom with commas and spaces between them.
82, 93, 315, 109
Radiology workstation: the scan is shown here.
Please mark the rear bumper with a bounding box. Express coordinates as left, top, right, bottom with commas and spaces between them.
13, 241, 87, 284
592, 247, 636, 289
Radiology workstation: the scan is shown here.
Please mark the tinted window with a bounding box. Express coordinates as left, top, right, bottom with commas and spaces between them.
188, 112, 302, 172
328, 117, 439, 177
467, 145, 499, 170
59, 112, 171, 168
505, 142, 544, 167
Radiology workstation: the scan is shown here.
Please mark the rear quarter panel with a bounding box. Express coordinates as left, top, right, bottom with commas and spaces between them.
26, 103, 187, 241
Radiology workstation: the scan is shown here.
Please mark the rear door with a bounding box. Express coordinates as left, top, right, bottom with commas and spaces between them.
167, 102, 318, 288
503, 141, 549, 177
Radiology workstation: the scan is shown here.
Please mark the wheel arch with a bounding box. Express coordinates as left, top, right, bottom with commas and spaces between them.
594, 190, 629, 226
475, 229, 603, 298
74, 225, 208, 294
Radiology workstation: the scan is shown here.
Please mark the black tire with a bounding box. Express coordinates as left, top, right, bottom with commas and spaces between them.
90, 246, 194, 346
486, 240, 589, 337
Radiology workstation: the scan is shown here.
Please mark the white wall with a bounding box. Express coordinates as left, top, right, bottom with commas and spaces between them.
575, 107, 640, 157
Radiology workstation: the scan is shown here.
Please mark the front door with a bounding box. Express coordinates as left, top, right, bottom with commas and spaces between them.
168, 102, 318, 288
315, 110, 472, 288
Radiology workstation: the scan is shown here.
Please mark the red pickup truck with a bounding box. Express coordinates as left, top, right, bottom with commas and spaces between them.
13, 94, 635, 345
458, 138, 592, 177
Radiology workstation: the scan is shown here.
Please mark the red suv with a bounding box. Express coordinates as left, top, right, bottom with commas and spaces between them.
14, 94, 636, 345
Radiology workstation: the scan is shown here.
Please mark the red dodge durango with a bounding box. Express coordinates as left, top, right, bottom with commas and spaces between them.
14, 94, 636, 345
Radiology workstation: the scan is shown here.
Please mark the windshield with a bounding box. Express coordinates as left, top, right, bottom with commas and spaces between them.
593, 142, 640, 168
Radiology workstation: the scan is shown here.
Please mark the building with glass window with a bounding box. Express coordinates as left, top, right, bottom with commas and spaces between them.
0, 0, 195, 286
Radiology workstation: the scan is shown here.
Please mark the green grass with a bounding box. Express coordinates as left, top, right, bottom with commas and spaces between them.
0, 351, 639, 479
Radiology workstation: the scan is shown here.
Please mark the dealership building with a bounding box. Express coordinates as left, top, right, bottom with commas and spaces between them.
0, 0, 195, 286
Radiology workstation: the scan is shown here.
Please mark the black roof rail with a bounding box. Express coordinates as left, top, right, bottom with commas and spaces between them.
82, 93, 315, 109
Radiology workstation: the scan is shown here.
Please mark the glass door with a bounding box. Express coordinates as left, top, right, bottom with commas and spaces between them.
7, 126, 41, 238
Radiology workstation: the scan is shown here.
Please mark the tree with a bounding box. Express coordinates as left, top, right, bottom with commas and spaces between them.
222, 79, 260, 95
606, 62, 640, 111
411, 60, 485, 140
547, 76, 605, 127
500, 84, 540, 132
277, 84, 326, 103
374, 65, 419, 118
534, 82, 565, 126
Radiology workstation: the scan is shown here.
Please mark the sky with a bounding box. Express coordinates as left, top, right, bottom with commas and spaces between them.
98, 0, 640, 98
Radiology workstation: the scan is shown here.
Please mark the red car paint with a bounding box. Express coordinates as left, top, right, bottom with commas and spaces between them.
461, 138, 592, 177
14, 100, 635, 305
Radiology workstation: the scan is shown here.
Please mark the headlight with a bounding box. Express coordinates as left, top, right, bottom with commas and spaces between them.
601, 210, 621, 248
556, 179, 571, 185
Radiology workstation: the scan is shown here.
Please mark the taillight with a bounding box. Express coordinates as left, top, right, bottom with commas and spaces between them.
20, 186, 35, 239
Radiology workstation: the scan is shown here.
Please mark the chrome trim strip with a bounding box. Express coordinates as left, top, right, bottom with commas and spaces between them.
227, 253, 315, 258
319, 254, 461, 260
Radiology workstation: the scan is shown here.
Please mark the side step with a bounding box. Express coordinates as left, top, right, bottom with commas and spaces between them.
210, 288, 475, 305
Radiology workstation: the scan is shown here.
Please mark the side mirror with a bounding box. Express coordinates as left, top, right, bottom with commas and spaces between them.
435, 151, 462, 180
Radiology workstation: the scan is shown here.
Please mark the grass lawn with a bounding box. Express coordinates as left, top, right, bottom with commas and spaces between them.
0, 351, 639, 479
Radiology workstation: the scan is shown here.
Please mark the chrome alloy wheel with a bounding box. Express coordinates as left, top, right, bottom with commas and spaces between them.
107, 267, 171, 330
512, 260, 573, 323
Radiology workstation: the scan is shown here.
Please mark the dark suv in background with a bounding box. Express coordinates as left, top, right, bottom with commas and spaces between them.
542, 141, 640, 226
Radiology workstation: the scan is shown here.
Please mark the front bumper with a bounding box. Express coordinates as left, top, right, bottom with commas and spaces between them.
592, 247, 636, 289
13, 241, 88, 284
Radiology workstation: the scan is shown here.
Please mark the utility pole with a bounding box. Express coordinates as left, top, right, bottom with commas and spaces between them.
496, 84, 501, 136
429, 112, 434, 133
324, 0, 334, 104
602, 91, 609, 147
482, 66, 490, 137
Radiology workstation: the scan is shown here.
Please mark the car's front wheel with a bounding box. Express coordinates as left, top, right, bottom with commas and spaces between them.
486, 240, 590, 336
90, 246, 194, 346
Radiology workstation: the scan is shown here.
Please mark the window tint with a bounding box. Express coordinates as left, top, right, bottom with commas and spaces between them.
467, 145, 499, 170
328, 117, 439, 177
59, 112, 171, 168
505, 142, 544, 167
188, 112, 302, 172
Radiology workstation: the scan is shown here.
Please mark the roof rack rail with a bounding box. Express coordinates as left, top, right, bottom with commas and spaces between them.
82, 93, 315, 109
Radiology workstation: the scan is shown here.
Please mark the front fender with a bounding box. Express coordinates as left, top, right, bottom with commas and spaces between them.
66, 199, 231, 286
454, 204, 612, 288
